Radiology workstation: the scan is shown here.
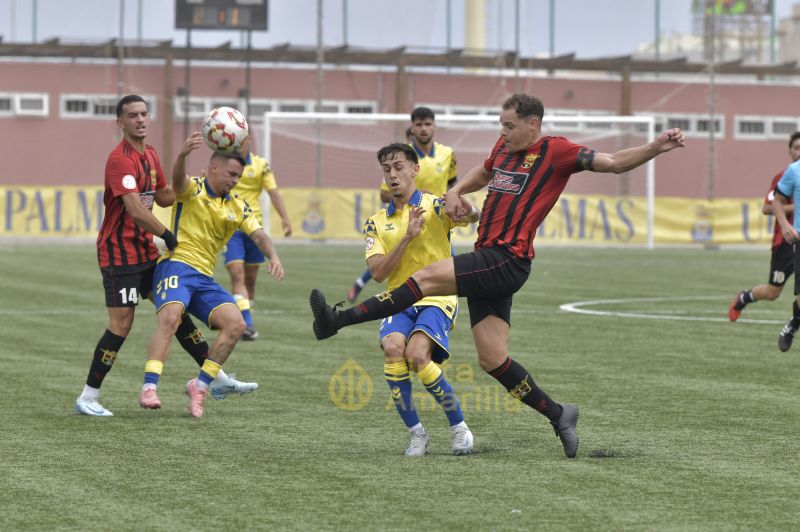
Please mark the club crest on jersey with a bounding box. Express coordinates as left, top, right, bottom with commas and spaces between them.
521, 154, 539, 168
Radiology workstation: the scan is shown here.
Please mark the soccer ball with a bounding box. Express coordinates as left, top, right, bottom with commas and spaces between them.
201, 106, 249, 152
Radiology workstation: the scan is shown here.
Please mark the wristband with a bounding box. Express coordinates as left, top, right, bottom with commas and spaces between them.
160, 229, 178, 251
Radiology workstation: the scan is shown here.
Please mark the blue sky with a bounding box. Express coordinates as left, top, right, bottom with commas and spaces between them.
0, 0, 796, 59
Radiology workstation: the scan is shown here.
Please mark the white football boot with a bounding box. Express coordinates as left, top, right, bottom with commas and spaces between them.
75, 396, 113, 417
210, 372, 259, 400
450, 422, 474, 455
404, 426, 429, 457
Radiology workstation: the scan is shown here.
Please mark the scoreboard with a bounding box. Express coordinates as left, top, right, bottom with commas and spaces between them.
175, 0, 268, 31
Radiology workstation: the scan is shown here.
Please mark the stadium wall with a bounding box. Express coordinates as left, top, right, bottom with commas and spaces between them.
1, 60, 799, 199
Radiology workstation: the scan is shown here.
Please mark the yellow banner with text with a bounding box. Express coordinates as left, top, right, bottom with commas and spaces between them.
0, 185, 778, 245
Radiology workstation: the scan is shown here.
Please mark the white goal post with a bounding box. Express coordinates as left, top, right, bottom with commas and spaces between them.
261, 112, 657, 249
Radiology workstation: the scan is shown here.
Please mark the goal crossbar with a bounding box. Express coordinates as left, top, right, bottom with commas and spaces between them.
263, 112, 656, 249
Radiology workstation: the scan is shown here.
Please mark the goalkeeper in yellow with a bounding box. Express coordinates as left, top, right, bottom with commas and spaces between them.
140, 132, 284, 417
223, 136, 292, 341
365, 142, 479, 455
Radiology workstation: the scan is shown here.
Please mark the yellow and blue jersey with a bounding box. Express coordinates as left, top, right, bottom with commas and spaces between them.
380, 142, 457, 196
162, 176, 262, 276
231, 152, 278, 225
363, 190, 465, 319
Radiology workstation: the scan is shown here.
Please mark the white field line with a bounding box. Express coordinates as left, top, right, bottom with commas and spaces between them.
0, 308, 289, 316
558, 295, 784, 325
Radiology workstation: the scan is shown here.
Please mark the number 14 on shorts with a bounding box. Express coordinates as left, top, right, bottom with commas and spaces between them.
119, 287, 139, 305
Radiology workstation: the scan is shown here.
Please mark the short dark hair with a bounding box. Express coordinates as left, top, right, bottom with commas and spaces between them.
377, 143, 418, 165
210, 150, 246, 168
116, 94, 147, 118
790, 131, 800, 148
410, 106, 435, 123
502, 94, 544, 120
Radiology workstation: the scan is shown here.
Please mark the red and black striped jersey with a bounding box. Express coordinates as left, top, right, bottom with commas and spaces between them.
475, 136, 595, 259
767, 170, 793, 250
96, 139, 167, 268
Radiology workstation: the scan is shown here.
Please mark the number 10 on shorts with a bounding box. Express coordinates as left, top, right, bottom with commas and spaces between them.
156, 275, 179, 297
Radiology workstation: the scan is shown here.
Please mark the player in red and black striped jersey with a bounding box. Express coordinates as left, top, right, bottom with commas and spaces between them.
729, 132, 800, 322
76, 95, 255, 417
96, 125, 170, 268
310, 93, 686, 457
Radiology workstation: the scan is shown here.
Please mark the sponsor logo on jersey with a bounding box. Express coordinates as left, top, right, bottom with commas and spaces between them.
139, 191, 155, 210
488, 169, 529, 195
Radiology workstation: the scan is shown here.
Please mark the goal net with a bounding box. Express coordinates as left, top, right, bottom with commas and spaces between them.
260, 112, 656, 248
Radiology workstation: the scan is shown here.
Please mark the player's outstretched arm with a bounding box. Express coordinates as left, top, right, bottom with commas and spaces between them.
762, 198, 793, 217
772, 193, 799, 243
248, 228, 284, 280
452, 198, 481, 224
172, 132, 204, 195
120, 193, 178, 251
266, 188, 293, 237
444, 164, 491, 220
592, 128, 686, 174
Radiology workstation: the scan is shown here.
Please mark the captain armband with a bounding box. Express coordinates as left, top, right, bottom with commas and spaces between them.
577, 148, 596, 171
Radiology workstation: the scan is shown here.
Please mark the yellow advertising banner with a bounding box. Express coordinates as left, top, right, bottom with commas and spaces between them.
271, 188, 776, 246
0, 186, 105, 237
0, 185, 778, 245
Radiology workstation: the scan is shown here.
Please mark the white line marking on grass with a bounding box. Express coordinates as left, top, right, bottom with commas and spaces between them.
0, 308, 289, 315
559, 296, 784, 324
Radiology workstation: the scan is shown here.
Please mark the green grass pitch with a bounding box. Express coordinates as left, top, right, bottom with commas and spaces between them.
1, 242, 798, 530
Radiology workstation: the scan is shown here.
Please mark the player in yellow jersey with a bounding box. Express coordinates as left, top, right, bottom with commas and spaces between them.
223, 136, 292, 341
364, 143, 479, 455
347, 107, 458, 302
139, 132, 284, 418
